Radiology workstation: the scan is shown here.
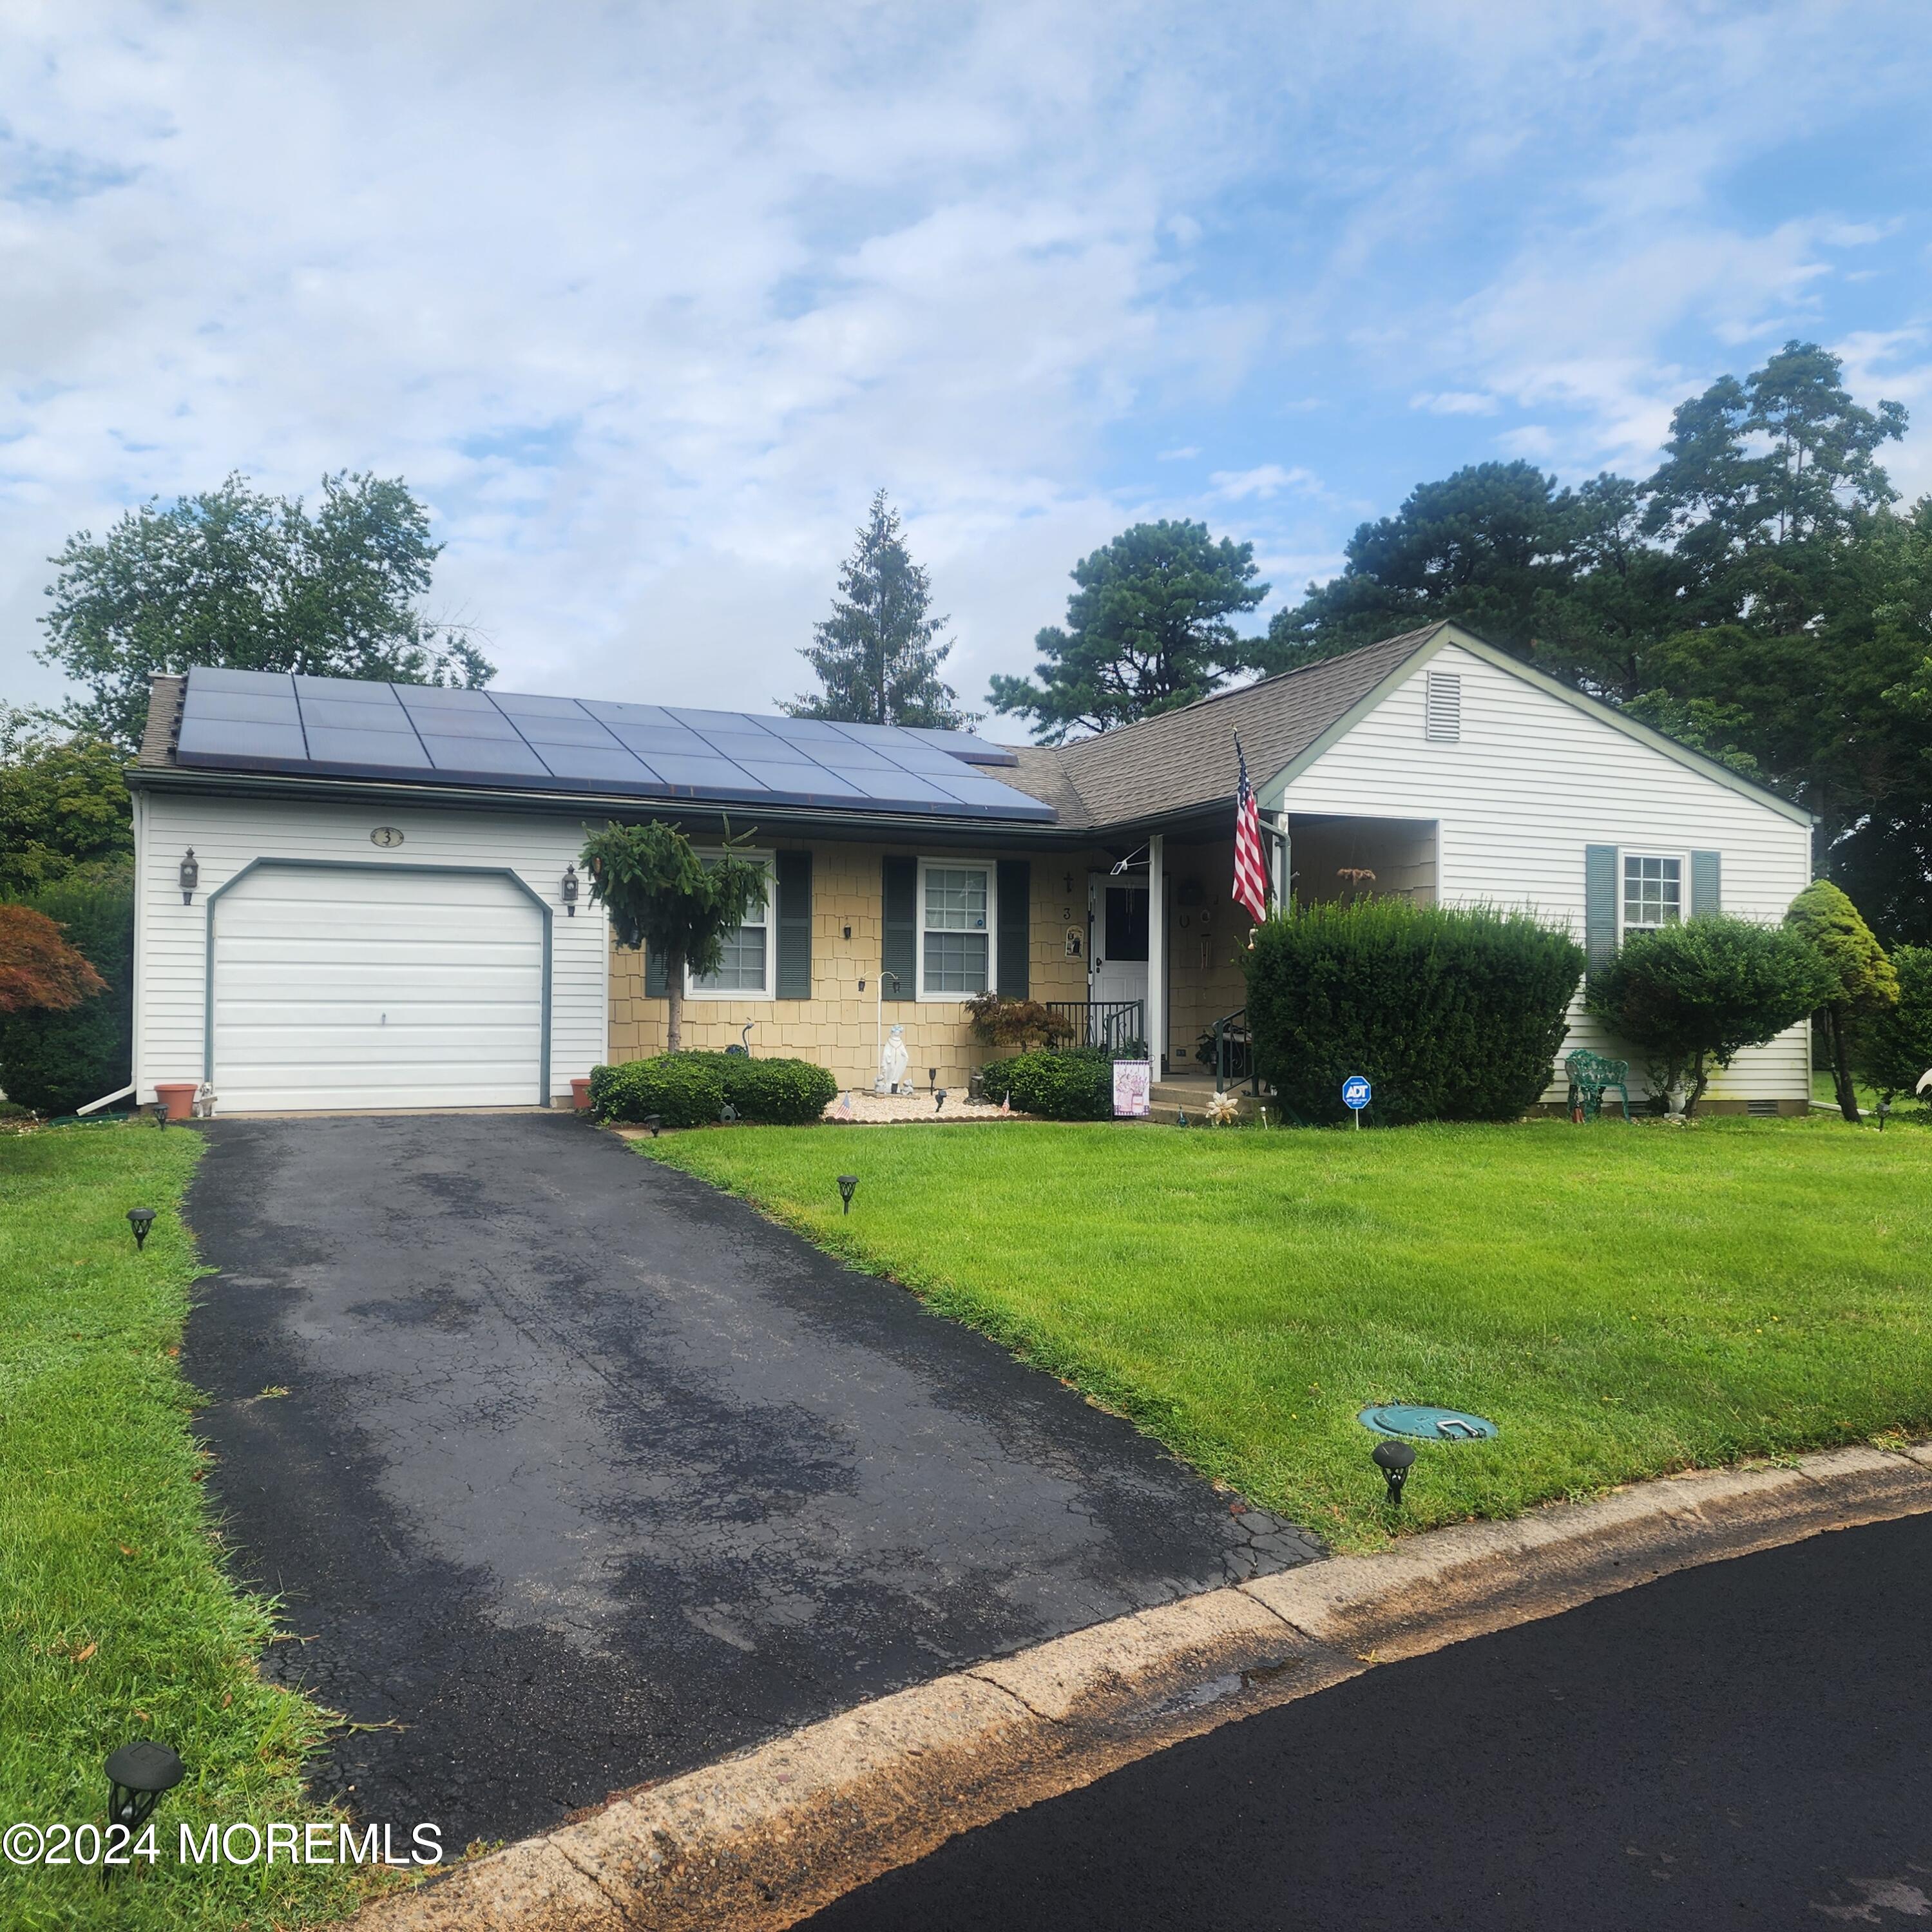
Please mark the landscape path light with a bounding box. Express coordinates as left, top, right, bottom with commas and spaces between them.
126, 1208, 157, 1251
837, 1175, 859, 1214
103, 1741, 184, 1884
1372, 1439, 1415, 1507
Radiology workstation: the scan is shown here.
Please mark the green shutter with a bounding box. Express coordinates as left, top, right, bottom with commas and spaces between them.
1690, 850, 1721, 916
776, 850, 812, 998
1585, 845, 1618, 971
997, 860, 1030, 999
881, 856, 917, 1000
645, 944, 668, 999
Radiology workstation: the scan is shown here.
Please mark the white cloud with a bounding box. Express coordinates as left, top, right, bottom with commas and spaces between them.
1209, 464, 1318, 501
1410, 391, 1498, 416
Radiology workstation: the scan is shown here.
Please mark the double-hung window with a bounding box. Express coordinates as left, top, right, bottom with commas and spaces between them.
919, 861, 992, 997
687, 853, 772, 998
1621, 854, 1682, 935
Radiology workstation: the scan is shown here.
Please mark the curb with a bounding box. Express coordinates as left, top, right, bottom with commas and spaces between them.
351, 1441, 1932, 1932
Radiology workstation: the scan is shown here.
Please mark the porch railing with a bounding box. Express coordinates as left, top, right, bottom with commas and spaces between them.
1212, 1007, 1260, 1096
1046, 999, 1146, 1053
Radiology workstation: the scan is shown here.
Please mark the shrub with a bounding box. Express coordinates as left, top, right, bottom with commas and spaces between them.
0, 866, 132, 1115
980, 1047, 1117, 1120
962, 992, 1067, 1051
1243, 898, 1583, 1126
720, 1055, 837, 1125
1853, 946, 1932, 1105
589, 1053, 727, 1128
1585, 915, 1832, 1114
589, 1052, 837, 1127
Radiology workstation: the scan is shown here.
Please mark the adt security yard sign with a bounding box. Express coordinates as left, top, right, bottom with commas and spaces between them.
1342, 1074, 1372, 1128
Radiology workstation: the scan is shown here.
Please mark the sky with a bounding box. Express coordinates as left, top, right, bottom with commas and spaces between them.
3, 0, 1931, 732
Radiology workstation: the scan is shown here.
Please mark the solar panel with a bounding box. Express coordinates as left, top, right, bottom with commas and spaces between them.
172, 667, 1056, 821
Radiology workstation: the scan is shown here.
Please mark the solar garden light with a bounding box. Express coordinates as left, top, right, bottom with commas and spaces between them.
928, 1066, 938, 1091
561, 863, 580, 917
837, 1175, 859, 1214
102, 1741, 184, 1882
1372, 1439, 1416, 1506
935, 1089, 948, 1113
150, 1101, 168, 1129
126, 1208, 157, 1251
178, 849, 198, 904
641, 1114, 662, 1139
1877, 1098, 1891, 1131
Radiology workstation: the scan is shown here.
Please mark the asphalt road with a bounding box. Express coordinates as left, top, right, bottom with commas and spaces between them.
183, 1113, 1317, 1846
803, 1511, 1932, 1931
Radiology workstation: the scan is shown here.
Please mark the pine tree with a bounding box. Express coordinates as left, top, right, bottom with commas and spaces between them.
783, 492, 965, 728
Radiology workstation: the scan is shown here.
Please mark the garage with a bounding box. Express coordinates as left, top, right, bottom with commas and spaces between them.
210, 862, 548, 1111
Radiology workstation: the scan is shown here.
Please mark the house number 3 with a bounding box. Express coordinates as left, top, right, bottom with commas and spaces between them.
370, 827, 405, 848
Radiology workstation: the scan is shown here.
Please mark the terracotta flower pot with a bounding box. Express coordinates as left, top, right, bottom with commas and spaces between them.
570, 1076, 593, 1112
153, 1082, 200, 1122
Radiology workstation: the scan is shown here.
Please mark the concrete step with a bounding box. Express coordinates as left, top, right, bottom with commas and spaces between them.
1144, 1086, 1266, 1125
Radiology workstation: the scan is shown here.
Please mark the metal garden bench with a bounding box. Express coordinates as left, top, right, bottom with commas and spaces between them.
1565, 1049, 1632, 1123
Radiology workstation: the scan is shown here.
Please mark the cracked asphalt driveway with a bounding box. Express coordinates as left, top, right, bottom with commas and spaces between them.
185, 1113, 1319, 1844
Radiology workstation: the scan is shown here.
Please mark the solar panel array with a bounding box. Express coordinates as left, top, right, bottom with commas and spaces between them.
174, 668, 1055, 822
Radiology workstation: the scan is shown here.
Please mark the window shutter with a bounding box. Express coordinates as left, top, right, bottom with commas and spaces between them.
1584, 845, 1618, 970
1425, 671, 1462, 742
997, 860, 1030, 999
1690, 850, 1721, 917
881, 856, 917, 1000
645, 944, 668, 999
775, 850, 812, 998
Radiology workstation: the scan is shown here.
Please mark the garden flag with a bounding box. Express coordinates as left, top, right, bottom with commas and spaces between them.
1232, 735, 1270, 924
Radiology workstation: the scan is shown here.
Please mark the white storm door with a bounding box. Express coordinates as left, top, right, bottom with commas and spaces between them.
1088, 872, 1149, 1012
211, 865, 545, 1111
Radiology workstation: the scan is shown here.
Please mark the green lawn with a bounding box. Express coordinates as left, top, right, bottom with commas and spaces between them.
647, 1114, 1932, 1553
0, 1124, 385, 1929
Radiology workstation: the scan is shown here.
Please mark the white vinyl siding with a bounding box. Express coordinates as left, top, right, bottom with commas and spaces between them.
1277, 640, 1814, 1105
133, 790, 606, 1109
213, 866, 543, 1110
918, 861, 993, 999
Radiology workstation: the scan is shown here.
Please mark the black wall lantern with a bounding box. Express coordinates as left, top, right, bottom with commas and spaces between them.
562, 864, 580, 916
178, 849, 198, 904
127, 1208, 157, 1250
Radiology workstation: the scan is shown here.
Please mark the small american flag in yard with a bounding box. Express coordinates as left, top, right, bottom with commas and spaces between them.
1232, 736, 1270, 925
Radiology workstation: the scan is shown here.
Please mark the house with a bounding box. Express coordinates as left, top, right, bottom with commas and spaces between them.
126, 622, 1817, 1116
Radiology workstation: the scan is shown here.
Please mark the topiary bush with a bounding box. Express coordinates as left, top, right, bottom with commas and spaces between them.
589, 1051, 837, 1127
1243, 898, 1585, 1126
0, 864, 133, 1116
1853, 945, 1932, 1105
980, 1047, 1117, 1120
1585, 915, 1832, 1114
720, 1055, 837, 1124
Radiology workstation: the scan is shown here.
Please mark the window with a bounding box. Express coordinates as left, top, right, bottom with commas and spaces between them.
1622, 854, 1681, 933
919, 862, 992, 997
1424, 671, 1462, 742
687, 854, 771, 997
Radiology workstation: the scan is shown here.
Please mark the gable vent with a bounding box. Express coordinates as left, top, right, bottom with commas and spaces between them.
1424, 671, 1462, 742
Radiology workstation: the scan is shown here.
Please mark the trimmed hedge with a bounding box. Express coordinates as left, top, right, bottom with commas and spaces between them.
589, 1052, 837, 1127
0, 865, 134, 1116
1244, 897, 1584, 1126
980, 1047, 1118, 1121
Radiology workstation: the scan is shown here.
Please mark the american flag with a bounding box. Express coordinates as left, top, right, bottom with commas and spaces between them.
1232, 735, 1270, 925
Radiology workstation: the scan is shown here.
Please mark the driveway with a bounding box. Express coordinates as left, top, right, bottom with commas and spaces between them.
186, 1113, 1318, 1845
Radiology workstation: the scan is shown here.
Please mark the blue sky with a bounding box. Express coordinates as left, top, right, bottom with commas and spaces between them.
3, 1, 1929, 731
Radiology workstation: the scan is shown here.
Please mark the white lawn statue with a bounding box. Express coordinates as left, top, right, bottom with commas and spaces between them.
1918, 1069, 1932, 1097
877, 1024, 911, 1096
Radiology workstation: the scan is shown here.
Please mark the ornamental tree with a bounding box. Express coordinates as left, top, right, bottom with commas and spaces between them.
0, 904, 108, 1015
1784, 879, 1899, 1122
579, 821, 765, 1053
1584, 916, 1832, 1115
1851, 946, 1932, 1107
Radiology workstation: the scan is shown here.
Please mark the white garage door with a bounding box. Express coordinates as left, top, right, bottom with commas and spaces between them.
212, 865, 546, 1111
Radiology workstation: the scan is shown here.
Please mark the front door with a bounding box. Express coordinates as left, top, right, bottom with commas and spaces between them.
1088, 872, 1148, 1044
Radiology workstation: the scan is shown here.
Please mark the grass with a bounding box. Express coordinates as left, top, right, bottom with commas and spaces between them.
646, 1113, 1932, 1553
0, 1123, 387, 1929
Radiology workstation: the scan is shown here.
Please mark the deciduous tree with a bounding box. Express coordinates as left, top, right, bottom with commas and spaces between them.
1785, 879, 1898, 1122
